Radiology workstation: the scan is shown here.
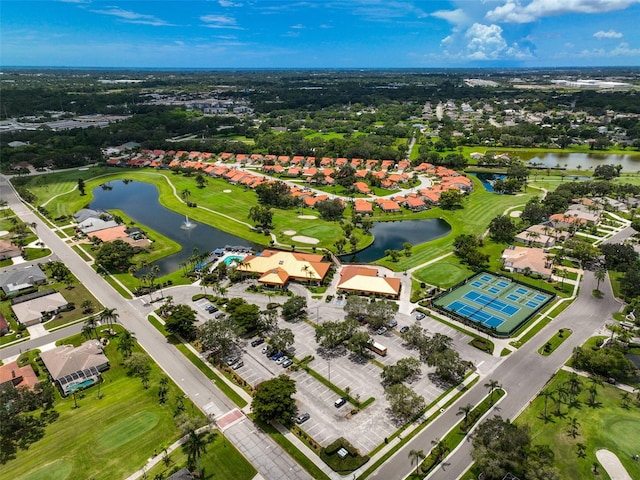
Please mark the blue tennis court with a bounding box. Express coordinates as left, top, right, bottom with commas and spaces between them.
447, 300, 504, 328
434, 272, 555, 336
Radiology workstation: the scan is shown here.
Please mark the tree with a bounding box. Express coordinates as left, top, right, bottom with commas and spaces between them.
403, 242, 413, 256
316, 198, 345, 221
567, 416, 580, 438
488, 215, 517, 243
124, 352, 151, 382
472, 416, 558, 480
80, 300, 94, 314
281, 295, 307, 321
96, 240, 136, 273
344, 296, 369, 322
252, 375, 297, 425
366, 299, 398, 329
183, 429, 207, 477
381, 357, 422, 385
315, 319, 358, 349
165, 304, 198, 341
195, 173, 207, 189
269, 328, 295, 354
99, 307, 119, 329
346, 330, 372, 357
439, 189, 465, 209
431, 437, 450, 463
158, 376, 169, 404
228, 301, 260, 335
484, 379, 501, 404
594, 267, 606, 291
248, 205, 273, 229
117, 329, 136, 358
594, 164, 621, 180
78, 178, 86, 195
620, 261, 640, 299
199, 318, 238, 361
385, 384, 425, 423
456, 403, 474, 426
408, 449, 425, 476
83, 316, 98, 339
540, 389, 554, 422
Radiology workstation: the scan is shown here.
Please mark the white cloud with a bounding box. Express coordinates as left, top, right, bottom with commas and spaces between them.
486, 0, 640, 24
431, 8, 468, 25
594, 30, 623, 39
89, 7, 172, 26
218, 0, 243, 6
441, 22, 532, 60
291, 24, 304, 29
576, 41, 640, 57
200, 14, 242, 29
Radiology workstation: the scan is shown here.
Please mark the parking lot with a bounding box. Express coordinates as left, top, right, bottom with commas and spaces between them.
199, 286, 498, 455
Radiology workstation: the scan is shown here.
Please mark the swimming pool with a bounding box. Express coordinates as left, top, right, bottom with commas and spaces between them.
65, 378, 96, 394
224, 255, 245, 266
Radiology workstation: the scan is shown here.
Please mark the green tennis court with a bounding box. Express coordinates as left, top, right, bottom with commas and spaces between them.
432, 272, 554, 336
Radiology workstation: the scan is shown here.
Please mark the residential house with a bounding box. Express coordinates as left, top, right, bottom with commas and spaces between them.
12, 291, 69, 326
501, 246, 553, 278
0, 265, 47, 295
0, 240, 22, 261
0, 312, 9, 336
0, 361, 39, 391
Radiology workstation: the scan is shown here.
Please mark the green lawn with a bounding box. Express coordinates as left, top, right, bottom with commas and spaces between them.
538, 328, 573, 356
3, 328, 205, 480
515, 370, 640, 480
144, 429, 256, 480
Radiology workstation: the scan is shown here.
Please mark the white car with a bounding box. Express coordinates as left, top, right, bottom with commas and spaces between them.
276, 356, 288, 365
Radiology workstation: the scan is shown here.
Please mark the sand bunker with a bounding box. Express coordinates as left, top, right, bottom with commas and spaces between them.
298, 215, 317, 219
596, 449, 632, 480
283, 230, 296, 236
223, 189, 232, 193
509, 210, 522, 218
292, 235, 319, 245
0, 230, 9, 237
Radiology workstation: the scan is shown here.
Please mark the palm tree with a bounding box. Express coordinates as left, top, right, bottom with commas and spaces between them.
84, 316, 98, 339
566, 372, 582, 404
117, 330, 136, 358
484, 379, 500, 404
567, 416, 580, 438
594, 267, 606, 291
576, 442, 587, 458
555, 385, 568, 416
540, 389, 554, 422
184, 429, 207, 477
431, 437, 450, 463
99, 307, 119, 330
456, 403, 473, 426
408, 449, 425, 476
620, 391, 631, 409
181, 188, 191, 203
81, 323, 94, 340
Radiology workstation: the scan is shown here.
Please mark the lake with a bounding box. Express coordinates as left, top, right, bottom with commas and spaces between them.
340, 219, 451, 263
523, 152, 640, 172
90, 180, 260, 275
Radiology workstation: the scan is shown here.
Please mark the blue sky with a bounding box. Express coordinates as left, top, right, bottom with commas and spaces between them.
2, 0, 640, 68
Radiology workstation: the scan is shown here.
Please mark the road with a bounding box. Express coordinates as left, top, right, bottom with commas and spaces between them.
0, 175, 311, 480
373, 270, 621, 480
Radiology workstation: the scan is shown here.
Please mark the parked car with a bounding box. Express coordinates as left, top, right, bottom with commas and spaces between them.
232, 360, 244, 370
214, 312, 225, 319
251, 338, 265, 347
334, 397, 347, 408
276, 355, 288, 365
271, 351, 284, 361
281, 358, 293, 368
295, 412, 310, 424
261, 346, 270, 355
400, 326, 410, 334
226, 357, 239, 366
206, 305, 218, 313
376, 326, 388, 335
416, 313, 426, 321
387, 319, 398, 328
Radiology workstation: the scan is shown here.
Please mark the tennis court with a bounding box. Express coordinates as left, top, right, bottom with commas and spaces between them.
433, 272, 554, 336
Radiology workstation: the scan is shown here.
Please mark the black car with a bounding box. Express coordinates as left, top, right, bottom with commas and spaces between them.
251, 338, 265, 347
206, 305, 218, 313
400, 326, 410, 334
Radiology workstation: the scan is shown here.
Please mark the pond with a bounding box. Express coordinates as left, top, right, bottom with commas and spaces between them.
522, 152, 640, 172
339, 219, 451, 263
469, 173, 506, 192
90, 180, 260, 275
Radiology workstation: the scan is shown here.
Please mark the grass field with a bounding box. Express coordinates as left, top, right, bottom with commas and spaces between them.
144, 429, 257, 480
515, 369, 640, 480
3, 328, 205, 480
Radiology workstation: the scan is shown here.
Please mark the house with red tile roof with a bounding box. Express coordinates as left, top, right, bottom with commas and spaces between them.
354, 199, 373, 215
366, 159, 379, 170
322, 168, 335, 177
0, 361, 39, 391
106, 158, 123, 166
304, 156, 316, 167
220, 152, 234, 161
277, 155, 290, 165
264, 154, 277, 163
286, 167, 302, 177
337, 266, 401, 298
291, 155, 305, 164
250, 154, 264, 163
303, 167, 318, 177
381, 160, 395, 170
324, 176, 335, 185
320, 157, 333, 166
420, 189, 441, 204
355, 169, 368, 179
239, 250, 331, 286
354, 182, 371, 194
235, 153, 248, 163
335, 157, 348, 167
378, 199, 401, 212
397, 160, 410, 171
350, 158, 363, 167
403, 196, 427, 211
